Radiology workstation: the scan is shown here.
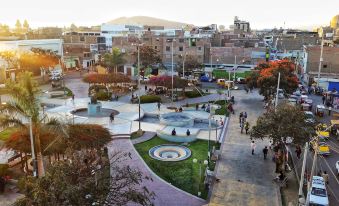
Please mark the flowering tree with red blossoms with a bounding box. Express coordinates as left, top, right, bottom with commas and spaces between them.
247, 60, 299, 99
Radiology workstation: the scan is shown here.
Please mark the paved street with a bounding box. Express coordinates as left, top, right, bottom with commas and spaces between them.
209, 90, 280, 206
288, 93, 339, 205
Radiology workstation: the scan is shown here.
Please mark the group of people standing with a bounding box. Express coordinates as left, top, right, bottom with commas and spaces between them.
239, 112, 250, 134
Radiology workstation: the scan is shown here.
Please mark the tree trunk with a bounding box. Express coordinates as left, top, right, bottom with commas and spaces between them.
34, 130, 45, 177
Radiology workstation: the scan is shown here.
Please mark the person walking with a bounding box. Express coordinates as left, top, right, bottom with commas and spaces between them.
227, 103, 234, 114
243, 112, 248, 120
322, 95, 326, 105
245, 122, 250, 134
109, 112, 114, 123
240, 122, 244, 133
72, 94, 75, 103
263, 146, 268, 159
295, 145, 302, 159
157, 101, 161, 111
328, 106, 332, 116
239, 112, 243, 125
322, 171, 329, 184
250, 141, 256, 155
145, 85, 148, 91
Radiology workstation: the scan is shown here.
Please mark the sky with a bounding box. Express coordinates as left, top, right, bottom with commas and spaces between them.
0, 0, 338, 30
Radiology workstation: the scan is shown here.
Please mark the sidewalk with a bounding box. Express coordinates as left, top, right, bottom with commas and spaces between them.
107, 138, 206, 206
209, 90, 281, 206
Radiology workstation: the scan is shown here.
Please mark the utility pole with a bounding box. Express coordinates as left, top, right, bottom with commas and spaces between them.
317, 33, 324, 88
298, 143, 308, 205
306, 140, 318, 205
233, 56, 237, 81
137, 45, 142, 134
275, 72, 281, 110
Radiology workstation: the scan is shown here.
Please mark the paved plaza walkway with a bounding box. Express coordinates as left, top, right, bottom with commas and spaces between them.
107, 138, 206, 206
209, 90, 281, 206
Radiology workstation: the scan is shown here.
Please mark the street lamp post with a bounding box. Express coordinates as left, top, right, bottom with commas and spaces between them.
171, 39, 176, 104
275, 72, 281, 110
317, 33, 324, 88
132, 42, 143, 134
193, 158, 208, 196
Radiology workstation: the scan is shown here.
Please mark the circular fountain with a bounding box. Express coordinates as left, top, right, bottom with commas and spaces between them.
71, 95, 119, 117
160, 112, 194, 127
149, 145, 191, 161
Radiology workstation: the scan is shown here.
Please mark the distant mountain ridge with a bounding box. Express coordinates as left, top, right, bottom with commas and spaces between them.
107, 16, 193, 29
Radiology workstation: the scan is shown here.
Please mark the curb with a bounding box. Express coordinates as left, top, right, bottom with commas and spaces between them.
207, 115, 231, 201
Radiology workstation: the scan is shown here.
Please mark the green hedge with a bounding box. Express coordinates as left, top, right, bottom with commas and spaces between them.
96, 91, 112, 101
140, 95, 161, 103
185, 90, 203, 98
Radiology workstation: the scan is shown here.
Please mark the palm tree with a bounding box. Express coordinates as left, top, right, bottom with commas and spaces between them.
103, 48, 126, 73
0, 72, 46, 176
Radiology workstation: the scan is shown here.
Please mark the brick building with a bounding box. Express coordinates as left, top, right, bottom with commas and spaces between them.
62, 31, 106, 69
302, 45, 339, 81
111, 30, 211, 69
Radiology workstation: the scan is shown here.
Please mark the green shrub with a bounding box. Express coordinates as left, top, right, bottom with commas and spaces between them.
96, 91, 112, 101
140, 95, 161, 103
185, 91, 203, 98
17, 177, 27, 193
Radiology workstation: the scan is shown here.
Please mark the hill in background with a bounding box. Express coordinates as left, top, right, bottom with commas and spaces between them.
107, 16, 193, 29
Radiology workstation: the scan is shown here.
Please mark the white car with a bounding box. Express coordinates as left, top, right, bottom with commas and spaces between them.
308, 176, 329, 206
336, 161, 339, 176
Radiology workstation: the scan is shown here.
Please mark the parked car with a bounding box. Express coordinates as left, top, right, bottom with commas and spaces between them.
236, 77, 246, 84
336, 161, 339, 176
307, 176, 329, 206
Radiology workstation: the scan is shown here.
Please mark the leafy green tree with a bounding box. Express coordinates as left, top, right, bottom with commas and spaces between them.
103, 48, 126, 73
250, 103, 315, 173
23, 20, 29, 32
137, 45, 161, 69
15, 151, 154, 206
177, 55, 203, 75
15, 19, 22, 33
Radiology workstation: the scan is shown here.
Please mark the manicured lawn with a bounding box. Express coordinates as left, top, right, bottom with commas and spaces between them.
134, 137, 217, 199
212, 70, 252, 80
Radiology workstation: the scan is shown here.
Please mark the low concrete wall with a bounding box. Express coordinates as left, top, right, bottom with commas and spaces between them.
157, 130, 197, 143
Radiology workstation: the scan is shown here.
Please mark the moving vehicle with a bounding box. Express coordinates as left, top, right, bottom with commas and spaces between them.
316, 124, 330, 140
316, 105, 325, 117
311, 140, 330, 155
217, 79, 234, 89
307, 176, 329, 206
304, 111, 315, 124
278, 89, 285, 99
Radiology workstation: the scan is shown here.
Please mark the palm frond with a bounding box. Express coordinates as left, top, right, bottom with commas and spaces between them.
0, 115, 26, 129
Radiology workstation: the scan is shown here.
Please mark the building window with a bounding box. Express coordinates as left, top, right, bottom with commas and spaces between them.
166, 46, 170, 51
323, 64, 327, 68
179, 46, 183, 51
80, 36, 85, 42
198, 47, 202, 51
154, 46, 158, 50
179, 38, 184, 43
